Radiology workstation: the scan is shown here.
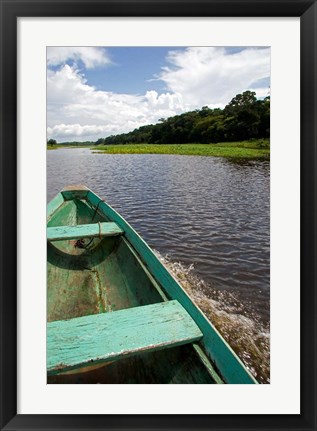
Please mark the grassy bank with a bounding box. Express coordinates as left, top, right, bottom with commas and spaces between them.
92, 139, 270, 159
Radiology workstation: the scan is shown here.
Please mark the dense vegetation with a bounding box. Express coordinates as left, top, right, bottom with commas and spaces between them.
94, 140, 269, 159
96, 91, 270, 146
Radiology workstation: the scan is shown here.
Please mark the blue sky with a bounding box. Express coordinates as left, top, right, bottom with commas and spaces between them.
85, 47, 177, 94
47, 46, 270, 142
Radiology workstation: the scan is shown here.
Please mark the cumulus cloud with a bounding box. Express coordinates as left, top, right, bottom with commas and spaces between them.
47, 124, 119, 139
158, 47, 270, 106
47, 65, 185, 141
47, 47, 270, 142
47, 47, 112, 69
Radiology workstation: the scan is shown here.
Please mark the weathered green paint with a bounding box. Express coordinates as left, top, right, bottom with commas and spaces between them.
47, 186, 258, 384
47, 192, 64, 221
192, 343, 224, 384
47, 300, 203, 375
122, 237, 169, 302
47, 221, 123, 241
47, 200, 77, 228
86, 189, 257, 384
47, 207, 166, 322
61, 185, 89, 201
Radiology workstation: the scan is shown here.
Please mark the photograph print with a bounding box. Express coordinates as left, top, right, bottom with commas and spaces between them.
46, 46, 270, 384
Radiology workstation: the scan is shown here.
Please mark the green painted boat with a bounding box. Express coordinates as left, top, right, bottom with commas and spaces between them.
47, 185, 257, 384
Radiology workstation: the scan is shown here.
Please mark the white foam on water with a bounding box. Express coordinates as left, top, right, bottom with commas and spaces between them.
155, 251, 270, 384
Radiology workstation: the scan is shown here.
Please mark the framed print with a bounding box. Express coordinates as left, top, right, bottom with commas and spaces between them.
0, 0, 316, 430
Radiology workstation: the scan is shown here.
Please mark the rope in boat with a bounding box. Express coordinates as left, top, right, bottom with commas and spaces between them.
92, 199, 106, 221
75, 200, 105, 248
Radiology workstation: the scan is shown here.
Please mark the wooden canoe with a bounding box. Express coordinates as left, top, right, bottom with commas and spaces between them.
47, 185, 257, 384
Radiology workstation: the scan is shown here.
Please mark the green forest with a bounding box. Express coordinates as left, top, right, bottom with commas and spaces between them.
96, 91, 270, 146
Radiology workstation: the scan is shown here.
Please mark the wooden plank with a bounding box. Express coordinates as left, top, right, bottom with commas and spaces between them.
47, 300, 203, 375
62, 184, 89, 192
47, 221, 123, 241
86, 190, 258, 384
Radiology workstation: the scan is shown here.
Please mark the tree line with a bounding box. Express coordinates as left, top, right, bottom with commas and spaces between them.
47, 140, 94, 146
96, 91, 270, 146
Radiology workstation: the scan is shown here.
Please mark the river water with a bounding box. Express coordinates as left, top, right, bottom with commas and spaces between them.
47, 148, 270, 383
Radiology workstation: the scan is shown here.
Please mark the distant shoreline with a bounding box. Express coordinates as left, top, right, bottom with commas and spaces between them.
47, 139, 270, 159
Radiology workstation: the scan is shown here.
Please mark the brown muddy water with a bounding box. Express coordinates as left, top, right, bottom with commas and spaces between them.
47, 148, 270, 383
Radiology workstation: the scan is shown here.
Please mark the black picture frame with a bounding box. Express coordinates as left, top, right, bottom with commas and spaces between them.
1, 1, 316, 430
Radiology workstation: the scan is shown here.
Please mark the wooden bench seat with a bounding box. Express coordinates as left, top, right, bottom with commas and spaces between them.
47, 221, 123, 241
47, 300, 203, 375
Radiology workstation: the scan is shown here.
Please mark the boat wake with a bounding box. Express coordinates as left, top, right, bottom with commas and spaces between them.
154, 251, 270, 384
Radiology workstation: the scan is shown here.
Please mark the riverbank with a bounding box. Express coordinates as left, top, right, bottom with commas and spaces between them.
47, 145, 91, 150
92, 139, 270, 158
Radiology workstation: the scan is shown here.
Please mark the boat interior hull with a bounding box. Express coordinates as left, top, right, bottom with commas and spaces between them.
47, 195, 217, 384
47, 186, 257, 384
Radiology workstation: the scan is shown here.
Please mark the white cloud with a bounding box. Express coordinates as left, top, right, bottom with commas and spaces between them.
47, 47, 111, 69
47, 47, 270, 142
158, 47, 270, 107
249, 87, 270, 99
47, 124, 119, 139
47, 65, 185, 141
